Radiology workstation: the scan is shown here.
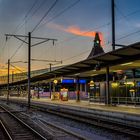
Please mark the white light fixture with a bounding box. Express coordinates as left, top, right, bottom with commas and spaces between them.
121, 62, 133, 66
74, 73, 80, 76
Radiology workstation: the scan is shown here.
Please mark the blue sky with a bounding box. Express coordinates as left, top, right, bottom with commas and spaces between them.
0, 0, 140, 74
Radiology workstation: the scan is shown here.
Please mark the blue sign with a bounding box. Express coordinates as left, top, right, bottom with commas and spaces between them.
61, 79, 86, 84
79, 79, 86, 84
137, 82, 140, 86
62, 79, 74, 83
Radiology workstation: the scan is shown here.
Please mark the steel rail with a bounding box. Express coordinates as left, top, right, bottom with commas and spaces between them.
0, 104, 47, 140
29, 103, 140, 138
0, 119, 13, 140
1, 99, 140, 138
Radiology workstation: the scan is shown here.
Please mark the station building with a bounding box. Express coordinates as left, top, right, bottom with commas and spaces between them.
1, 33, 140, 106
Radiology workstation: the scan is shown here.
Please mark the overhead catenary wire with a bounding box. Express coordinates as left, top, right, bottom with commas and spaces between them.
10, 63, 27, 76
34, 0, 81, 32
40, 4, 140, 58
7, 0, 39, 40
116, 29, 140, 41
115, 5, 135, 27
3, 0, 140, 69
13, 0, 47, 34
3, 0, 39, 62
31, 0, 59, 33
57, 6, 140, 63
9, 40, 26, 60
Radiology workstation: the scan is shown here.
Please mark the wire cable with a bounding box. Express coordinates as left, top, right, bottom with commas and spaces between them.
34, 0, 81, 32
9, 41, 26, 60
10, 63, 27, 76
14, 0, 47, 34
9, 0, 39, 38
31, 0, 59, 33
116, 29, 140, 41
3, 0, 39, 61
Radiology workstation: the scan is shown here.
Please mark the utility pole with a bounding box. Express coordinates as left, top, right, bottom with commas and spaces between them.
5, 33, 57, 109
111, 0, 115, 51
28, 32, 31, 108
49, 63, 52, 98
7, 59, 10, 104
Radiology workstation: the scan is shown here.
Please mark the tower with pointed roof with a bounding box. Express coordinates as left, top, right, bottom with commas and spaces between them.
87, 32, 104, 59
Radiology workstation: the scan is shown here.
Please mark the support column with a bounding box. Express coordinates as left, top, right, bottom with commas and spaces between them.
49, 63, 52, 98
111, 0, 115, 51
76, 77, 80, 101
106, 66, 110, 104
85, 83, 87, 97
37, 83, 40, 99
7, 59, 10, 104
28, 32, 31, 108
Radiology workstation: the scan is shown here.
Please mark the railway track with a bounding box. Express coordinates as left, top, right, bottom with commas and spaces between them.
47, 108, 140, 137
0, 103, 88, 140
0, 120, 12, 140
0, 104, 47, 140
1, 99, 140, 138
30, 103, 140, 138
20, 112, 87, 140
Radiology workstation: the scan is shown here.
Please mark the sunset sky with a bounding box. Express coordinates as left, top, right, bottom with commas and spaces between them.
0, 0, 140, 75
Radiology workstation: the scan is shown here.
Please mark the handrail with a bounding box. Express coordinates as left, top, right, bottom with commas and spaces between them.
111, 97, 140, 105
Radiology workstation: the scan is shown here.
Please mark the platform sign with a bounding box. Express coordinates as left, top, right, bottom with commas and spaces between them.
61, 79, 74, 83
60, 88, 68, 101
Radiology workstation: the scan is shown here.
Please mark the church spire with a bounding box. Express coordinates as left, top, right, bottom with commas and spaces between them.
87, 32, 104, 59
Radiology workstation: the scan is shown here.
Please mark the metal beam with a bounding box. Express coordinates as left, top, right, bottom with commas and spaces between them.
14, 36, 28, 44
31, 59, 62, 63
31, 39, 50, 47
5, 34, 57, 41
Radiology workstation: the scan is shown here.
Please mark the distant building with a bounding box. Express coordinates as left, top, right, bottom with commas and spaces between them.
87, 32, 104, 59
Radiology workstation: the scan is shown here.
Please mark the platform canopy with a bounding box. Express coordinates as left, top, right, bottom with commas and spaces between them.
1, 42, 140, 86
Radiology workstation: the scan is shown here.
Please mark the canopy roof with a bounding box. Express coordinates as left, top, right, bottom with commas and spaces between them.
1, 42, 140, 87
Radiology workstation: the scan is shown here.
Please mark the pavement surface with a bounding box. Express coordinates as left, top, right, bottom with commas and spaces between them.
1, 96, 140, 115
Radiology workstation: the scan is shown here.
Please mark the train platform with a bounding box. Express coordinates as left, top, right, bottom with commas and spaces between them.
33, 98, 140, 115
1, 96, 140, 116
1, 96, 140, 128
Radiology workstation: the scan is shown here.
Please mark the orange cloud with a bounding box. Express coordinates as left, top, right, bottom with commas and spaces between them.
64, 26, 96, 37
47, 23, 104, 46
64, 26, 104, 46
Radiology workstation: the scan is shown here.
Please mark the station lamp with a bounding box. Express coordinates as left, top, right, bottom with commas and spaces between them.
90, 80, 95, 87
53, 79, 58, 84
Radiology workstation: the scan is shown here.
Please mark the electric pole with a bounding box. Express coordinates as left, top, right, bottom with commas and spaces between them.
28, 32, 31, 108
7, 59, 10, 104
111, 0, 115, 51
5, 33, 57, 108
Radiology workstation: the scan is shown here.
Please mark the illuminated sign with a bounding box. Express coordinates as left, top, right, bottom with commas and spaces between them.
79, 79, 86, 84
137, 82, 140, 86
62, 79, 74, 83
61, 79, 86, 84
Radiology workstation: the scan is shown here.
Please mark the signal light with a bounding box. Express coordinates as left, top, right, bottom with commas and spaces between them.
95, 63, 101, 71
